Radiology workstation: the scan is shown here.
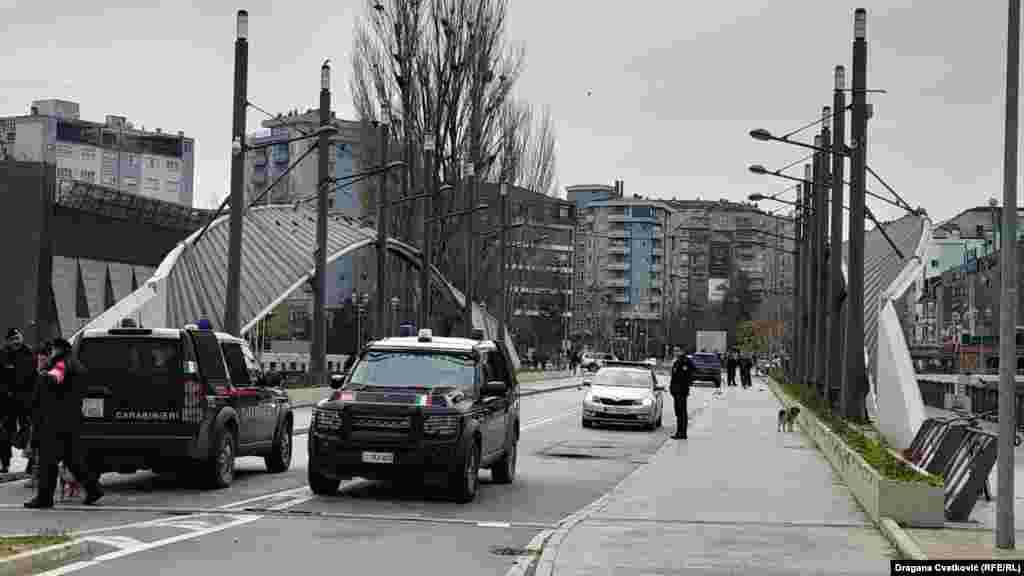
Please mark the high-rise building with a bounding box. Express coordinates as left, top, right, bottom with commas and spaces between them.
0, 99, 196, 206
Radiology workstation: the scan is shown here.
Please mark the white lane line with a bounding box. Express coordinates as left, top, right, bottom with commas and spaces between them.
476, 521, 511, 528
523, 408, 579, 431
217, 485, 312, 510
38, 515, 263, 576
142, 519, 212, 531
79, 535, 145, 549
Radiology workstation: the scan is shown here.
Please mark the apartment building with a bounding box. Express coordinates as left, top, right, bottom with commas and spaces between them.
1, 99, 195, 206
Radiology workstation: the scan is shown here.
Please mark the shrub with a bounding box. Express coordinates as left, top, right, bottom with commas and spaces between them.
768, 367, 943, 488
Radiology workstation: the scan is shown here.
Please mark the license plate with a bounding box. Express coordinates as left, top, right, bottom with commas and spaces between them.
602, 406, 629, 414
82, 398, 104, 418
362, 451, 395, 464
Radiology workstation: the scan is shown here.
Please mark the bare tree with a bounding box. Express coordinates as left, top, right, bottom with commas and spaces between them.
492, 99, 558, 196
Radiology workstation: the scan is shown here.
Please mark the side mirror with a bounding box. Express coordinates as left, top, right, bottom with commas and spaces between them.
582, 379, 592, 387
654, 384, 666, 391
330, 372, 346, 389
482, 380, 507, 397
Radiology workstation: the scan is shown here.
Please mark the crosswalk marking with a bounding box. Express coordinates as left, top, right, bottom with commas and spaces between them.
81, 535, 144, 549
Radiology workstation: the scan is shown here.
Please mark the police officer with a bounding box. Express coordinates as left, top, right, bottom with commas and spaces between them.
669, 346, 694, 440
25, 338, 103, 509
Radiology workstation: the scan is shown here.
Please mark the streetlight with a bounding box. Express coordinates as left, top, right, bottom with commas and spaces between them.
749, 128, 851, 157
390, 296, 400, 335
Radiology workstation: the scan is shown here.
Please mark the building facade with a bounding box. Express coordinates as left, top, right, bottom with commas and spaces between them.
1, 99, 195, 206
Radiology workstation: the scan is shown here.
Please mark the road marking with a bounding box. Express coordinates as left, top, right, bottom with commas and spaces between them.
217, 485, 312, 511
476, 521, 511, 528
142, 519, 212, 531
37, 515, 263, 576
523, 408, 579, 430
80, 535, 145, 549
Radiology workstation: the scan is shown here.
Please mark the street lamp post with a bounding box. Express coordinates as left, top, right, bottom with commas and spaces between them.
805, 162, 818, 392
831, 66, 848, 415
844, 8, 869, 421
997, 0, 1020, 550
310, 61, 332, 388
815, 127, 830, 400
463, 160, 475, 336
224, 9, 249, 336
376, 123, 389, 339
419, 134, 435, 332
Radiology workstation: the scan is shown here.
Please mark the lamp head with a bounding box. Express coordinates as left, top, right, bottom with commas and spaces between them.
748, 193, 766, 202
749, 128, 773, 141
237, 10, 248, 40
835, 66, 846, 90
854, 8, 866, 40
321, 60, 331, 91
748, 165, 768, 175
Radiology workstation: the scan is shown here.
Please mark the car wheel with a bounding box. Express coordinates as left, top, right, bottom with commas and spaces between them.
308, 460, 341, 495
491, 437, 517, 484
265, 420, 293, 473
582, 417, 592, 428
450, 439, 480, 503
208, 427, 236, 489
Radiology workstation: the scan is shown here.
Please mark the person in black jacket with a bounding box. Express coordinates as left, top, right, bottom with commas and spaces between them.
669, 347, 694, 440
740, 353, 754, 389
25, 338, 102, 509
726, 350, 739, 387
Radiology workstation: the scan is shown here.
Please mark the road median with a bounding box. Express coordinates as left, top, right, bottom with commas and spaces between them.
0, 534, 103, 576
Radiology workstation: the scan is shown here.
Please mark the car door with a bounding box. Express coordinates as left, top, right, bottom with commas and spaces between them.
241, 342, 281, 442
482, 349, 512, 457
221, 341, 267, 447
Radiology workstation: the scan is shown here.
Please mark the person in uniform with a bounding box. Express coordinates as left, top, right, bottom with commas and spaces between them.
669, 347, 694, 440
25, 338, 103, 509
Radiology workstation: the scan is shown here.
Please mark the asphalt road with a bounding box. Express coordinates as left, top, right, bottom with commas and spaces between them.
0, 376, 678, 575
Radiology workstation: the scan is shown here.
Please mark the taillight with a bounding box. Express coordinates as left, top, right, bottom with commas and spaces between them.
182, 379, 204, 423
330, 390, 355, 402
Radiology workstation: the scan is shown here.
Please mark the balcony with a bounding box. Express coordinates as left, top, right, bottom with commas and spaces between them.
608, 245, 628, 254
607, 261, 629, 271
607, 213, 628, 222
606, 278, 628, 287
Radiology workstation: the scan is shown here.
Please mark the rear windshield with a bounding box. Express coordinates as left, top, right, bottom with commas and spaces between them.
692, 354, 721, 364
79, 338, 182, 376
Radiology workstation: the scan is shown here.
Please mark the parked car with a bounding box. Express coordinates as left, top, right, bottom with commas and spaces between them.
308, 328, 519, 503
580, 361, 665, 430
689, 352, 723, 387
580, 352, 616, 372
75, 320, 293, 489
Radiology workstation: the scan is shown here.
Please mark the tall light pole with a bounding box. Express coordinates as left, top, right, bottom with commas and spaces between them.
793, 185, 804, 383
224, 9, 249, 336
463, 160, 475, 335
815, 127, 830, 399
375, 123, 389, 339
310, 61, 331, 387
996, 0, 1019, 550
498, 178, 508, 341
831, 66, 848, 415
419, 134, 435, 331
805, 162, 818, 390
844, 8, 869, 421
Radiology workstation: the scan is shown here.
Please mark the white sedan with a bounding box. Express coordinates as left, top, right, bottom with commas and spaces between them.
580, 362, 665, 431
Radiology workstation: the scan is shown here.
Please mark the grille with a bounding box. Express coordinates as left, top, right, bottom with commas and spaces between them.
183, 380, 205, 423
314, 408, 343, 432
596, 397, 640, 406
352, 415, 411, 432
423, 415, 460, 437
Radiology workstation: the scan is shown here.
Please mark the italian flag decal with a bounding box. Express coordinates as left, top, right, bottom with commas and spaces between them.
416, 395, 429, 406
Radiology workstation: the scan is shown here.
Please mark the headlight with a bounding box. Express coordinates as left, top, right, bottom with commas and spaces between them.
583, 393, 596, 405
639, 397, 653, 407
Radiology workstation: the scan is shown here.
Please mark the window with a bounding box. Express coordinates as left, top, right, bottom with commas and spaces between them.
145, 177, 160, 192
167, 159, 179, 171
147, 157, 159, 169
57, 167, 73, 180
122, 176, 138, 188
166, 179, 179, 193
79, 169, 96, 183
560, 206, 570, 220
346, 350, 478, 396
81, 148, 97, 161
128, 154, 138, 167
56, 144, 73, 158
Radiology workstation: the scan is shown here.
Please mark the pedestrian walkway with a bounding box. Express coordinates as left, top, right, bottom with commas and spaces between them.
539, 376, 895, 575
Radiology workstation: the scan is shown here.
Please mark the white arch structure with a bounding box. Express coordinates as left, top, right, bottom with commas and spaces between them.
73, 204, 520, 369
841, 212, 931, 449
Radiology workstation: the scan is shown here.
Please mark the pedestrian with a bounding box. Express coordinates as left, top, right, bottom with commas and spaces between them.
740, 353, 753, 389
669, 346, 694, 440
24, 341, 50, 489
726, 350, 738, 387
25, 338, 103, 509
6, 330, 35, 457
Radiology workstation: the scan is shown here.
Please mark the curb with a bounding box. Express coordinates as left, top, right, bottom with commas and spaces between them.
0, 473, 27, 485
764, 377, 930, 561
502, 529, 554, 576
879, 517, 928, 560
0, 539, 97, 576
520, 383, 583, 398
523, 395, 714, 576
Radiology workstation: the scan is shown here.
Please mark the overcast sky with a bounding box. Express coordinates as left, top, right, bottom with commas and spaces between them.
0, 0, 1012, 227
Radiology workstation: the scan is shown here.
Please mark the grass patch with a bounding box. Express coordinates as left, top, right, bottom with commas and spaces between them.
769, 367, 943, 488
0, 533, 72, 559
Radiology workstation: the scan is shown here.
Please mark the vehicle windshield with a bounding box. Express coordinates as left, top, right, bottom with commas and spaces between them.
345, 350, 477, 392
79, 338, 182, 376
591, 368, 651, 388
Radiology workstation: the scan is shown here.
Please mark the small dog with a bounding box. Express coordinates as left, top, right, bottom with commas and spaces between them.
777, 406, 801, 432
58, 463, 81, 502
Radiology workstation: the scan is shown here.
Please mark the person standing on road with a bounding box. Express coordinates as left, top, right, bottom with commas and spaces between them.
24, 341, 51, 489
6, 330, 35, 459
726, 350, 738, 387
669, 347, 694, 440
25, 338, 103, 509
740, 353, 753, 389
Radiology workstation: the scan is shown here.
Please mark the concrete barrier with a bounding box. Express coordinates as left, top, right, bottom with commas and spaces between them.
769, 379, 944, 528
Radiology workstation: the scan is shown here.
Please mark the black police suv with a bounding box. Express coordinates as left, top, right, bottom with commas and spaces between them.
74, 321, 294, 489
308, 329, 520, 503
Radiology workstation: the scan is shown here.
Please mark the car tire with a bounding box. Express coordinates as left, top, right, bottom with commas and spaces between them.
582, 417, 592, 428
450, 439, 481, 503
308, 460, 341, 495
265, 419, 293, 473
491, 436, 517, 484
208, 427, 236, 489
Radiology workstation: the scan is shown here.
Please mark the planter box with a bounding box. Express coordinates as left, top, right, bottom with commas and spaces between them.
774, 383, 945, 528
